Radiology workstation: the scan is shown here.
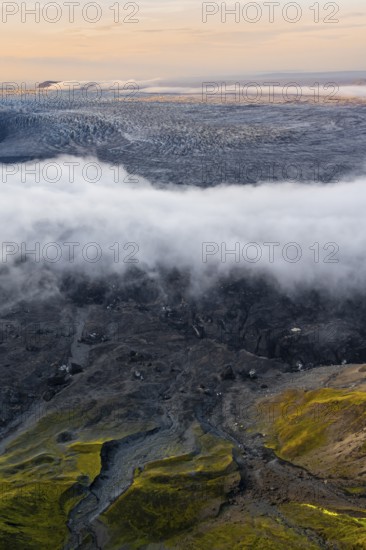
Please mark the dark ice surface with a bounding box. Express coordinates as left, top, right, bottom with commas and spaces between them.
0, 99, 365, 185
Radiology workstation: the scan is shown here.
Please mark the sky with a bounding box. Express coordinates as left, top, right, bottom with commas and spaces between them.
0, 0, 365, 82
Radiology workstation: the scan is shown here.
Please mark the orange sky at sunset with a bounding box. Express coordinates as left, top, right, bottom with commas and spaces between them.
0, 0, 364, 81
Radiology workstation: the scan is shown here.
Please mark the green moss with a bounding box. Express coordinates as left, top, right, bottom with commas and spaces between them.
0, 481, 72, 549
281, 503, 366, 549
68, 442, 103, 482
0, 438, 102, 549
247, 387, 366, 549
100, 430, 240, 549
167, 517, 320, 549
0, 404, 155, 550
257, 388, 366, 479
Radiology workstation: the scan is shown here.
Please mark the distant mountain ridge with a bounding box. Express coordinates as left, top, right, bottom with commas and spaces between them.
37, 81, 60, 89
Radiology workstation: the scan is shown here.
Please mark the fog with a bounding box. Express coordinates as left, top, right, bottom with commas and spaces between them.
0, 155, 365, 298
38, 80, 366, 100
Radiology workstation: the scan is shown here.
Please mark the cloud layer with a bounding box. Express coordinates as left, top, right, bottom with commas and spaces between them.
0, 155, 365, 299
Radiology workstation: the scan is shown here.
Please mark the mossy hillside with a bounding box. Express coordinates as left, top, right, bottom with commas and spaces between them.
167, 516, 320, 549
0, 441, 101, 550
258, 388, 366, 479
169, 499, 366, 549
281, 503, 366, 549
100, 430, 240, 549
0, 404, 155, 550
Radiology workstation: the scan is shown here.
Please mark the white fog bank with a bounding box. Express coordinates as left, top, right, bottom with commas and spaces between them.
0, 155, 365, 296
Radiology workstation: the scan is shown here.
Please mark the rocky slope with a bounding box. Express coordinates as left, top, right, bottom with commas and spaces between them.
0, 269, 365, 548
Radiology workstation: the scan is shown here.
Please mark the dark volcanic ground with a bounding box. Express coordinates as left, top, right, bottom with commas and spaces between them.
1, 268, 366, 441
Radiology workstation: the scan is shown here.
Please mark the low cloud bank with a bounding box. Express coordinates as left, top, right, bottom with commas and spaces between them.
0, 155, 365, 299
32, 80, 366, 100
